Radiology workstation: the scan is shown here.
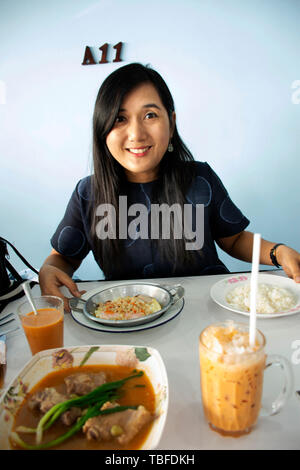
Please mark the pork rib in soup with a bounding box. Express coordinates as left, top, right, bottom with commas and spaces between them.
11, 365, 155, 450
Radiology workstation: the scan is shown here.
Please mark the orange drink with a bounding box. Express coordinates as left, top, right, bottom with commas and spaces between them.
17, 296, 64, 355
199, 321, 293, 436
199, 322, 265, 436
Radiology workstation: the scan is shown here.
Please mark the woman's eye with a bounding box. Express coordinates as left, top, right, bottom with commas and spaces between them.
145, 112, 157, 119
115, 115, 125, 124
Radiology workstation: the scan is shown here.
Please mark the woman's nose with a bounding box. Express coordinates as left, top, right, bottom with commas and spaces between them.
127, 119, 146, 142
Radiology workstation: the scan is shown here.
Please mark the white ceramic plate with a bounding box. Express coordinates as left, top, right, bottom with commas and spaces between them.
0, 344, 169, 450
71, 286, 184, 333
210, 273, 300, 319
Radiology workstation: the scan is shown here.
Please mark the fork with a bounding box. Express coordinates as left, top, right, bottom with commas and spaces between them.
0, 325, 20, 336
0, 313, 15, 327
0, 314, 19, 336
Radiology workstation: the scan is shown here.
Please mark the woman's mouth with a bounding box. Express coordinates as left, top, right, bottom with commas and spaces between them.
126, 146, 152, 157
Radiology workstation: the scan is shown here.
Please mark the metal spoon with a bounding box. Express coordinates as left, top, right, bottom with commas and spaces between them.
22, 281, 38, 316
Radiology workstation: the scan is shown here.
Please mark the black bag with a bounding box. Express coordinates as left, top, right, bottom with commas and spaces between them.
0, 237, 39, 306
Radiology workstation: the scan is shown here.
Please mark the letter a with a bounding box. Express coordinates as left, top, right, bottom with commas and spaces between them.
82, 46, 96, 65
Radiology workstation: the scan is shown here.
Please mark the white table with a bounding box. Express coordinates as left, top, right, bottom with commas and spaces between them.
1, 271, 300, 450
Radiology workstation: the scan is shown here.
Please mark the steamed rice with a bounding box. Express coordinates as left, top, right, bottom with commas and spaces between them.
226, 283, 296, 314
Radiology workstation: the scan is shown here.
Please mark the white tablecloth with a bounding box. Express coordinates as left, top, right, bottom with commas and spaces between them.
1, 271, 300, 450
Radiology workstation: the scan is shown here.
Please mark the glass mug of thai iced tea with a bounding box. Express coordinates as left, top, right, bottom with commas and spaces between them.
199, 321, 293, 436
17, 296, 64, 355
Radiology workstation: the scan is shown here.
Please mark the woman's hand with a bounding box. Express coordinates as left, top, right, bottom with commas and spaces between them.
218, 231, 300, 283
39, 264, 86, 312
275, 245, 300, 283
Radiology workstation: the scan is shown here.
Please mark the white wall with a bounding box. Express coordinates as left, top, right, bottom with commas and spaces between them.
1, 0, 299, 280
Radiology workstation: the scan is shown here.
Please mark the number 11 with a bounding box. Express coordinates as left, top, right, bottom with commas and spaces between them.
99, 42, 123, 63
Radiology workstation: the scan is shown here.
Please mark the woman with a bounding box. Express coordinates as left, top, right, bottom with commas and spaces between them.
39, 63, 300, 311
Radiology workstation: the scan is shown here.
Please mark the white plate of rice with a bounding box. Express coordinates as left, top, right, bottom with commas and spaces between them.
210, 273, 300, 318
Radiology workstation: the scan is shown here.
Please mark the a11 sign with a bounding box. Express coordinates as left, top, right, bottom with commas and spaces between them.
82, 42, 123, 65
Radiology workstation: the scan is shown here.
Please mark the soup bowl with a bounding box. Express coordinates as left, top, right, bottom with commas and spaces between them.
0, 344, 169, 450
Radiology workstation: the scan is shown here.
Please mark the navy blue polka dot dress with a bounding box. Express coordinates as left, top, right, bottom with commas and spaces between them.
51, 162, 249, 280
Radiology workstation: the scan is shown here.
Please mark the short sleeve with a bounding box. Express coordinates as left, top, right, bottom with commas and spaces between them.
50, 180, 91, 259
206, 164, 250, 239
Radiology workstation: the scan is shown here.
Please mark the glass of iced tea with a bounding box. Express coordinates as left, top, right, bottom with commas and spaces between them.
199, 321, 293, 436
17, 296, 64, 355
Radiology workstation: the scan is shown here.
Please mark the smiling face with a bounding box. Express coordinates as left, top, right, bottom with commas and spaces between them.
106, 83, 175, 183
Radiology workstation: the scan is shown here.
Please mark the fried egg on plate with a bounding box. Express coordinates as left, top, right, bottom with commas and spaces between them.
94, 294, 162, 321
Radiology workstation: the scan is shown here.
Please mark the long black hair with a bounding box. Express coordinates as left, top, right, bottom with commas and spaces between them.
90, 63, 198, 279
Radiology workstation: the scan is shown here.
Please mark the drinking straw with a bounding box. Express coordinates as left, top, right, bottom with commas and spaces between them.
249, 233, 261, 348
22, 280, 39, 316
